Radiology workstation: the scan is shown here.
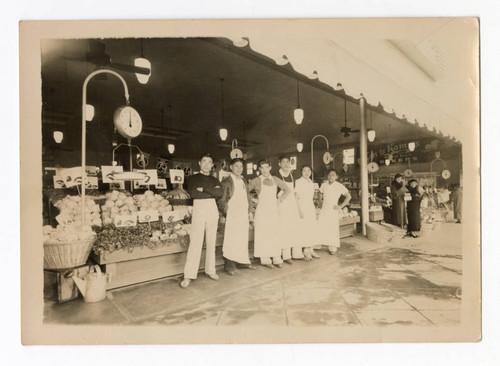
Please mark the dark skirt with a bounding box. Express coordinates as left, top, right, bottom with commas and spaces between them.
406, 200, 422, 232
392, 198, 407, 228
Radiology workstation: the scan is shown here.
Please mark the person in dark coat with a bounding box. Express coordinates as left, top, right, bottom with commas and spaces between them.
390, 174, 408, 228
406, 179, 424, 237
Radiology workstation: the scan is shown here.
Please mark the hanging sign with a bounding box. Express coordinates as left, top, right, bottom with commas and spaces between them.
162, 211, 180, 223
169, 169, 185, 184
155, 178, 167, 189
85, 166, 98, 177
114, 215, 137, 228
138, 210, 159, 223
101, 166, 124, 183
133, 180, 149, 189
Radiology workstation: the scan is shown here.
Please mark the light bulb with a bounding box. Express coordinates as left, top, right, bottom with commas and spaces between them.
232, 38, 248, 47
385, 159, 390, 166
294, 108, 304, 125
435, 151, 441, 159
253, 163, 257, 170
297, 142, 303, 152
367, 129, 376, 142
219, 128, 228, 141
53, 131, 63, 143
408, 141, 416, 152
168, 144, 175, 154
86, 104, 95, 121
134, 57, 151, 84
275, 55, 289, 66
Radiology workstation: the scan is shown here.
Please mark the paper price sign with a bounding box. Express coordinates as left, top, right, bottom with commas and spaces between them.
138, 210, 159, 223
133, 169, 158, 186
101, 166, 124, 184
114, 215, 137, 228
109, 182, 125, 190
133, 180, 149, 189
60, 167, 83, 188
155, 179, 167, 189
85, 176, 98, 189
53, 175, 65, 189
169, 169, 184, 184
85, 166, 98, 177
162, 211, 180, 223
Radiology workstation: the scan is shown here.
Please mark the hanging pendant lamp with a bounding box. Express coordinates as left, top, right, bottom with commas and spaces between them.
367, 110, 376, 142
167, 105, 175, 154
135, 39, 151, 84
296, 124, 303, 152
294, 80, 304, 125
53, 131, 63, 143
219, 78, 228, 141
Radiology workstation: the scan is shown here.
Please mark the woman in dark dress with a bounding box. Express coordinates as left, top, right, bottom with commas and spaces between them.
390, 174, 408, 228
406, 179, 423, 237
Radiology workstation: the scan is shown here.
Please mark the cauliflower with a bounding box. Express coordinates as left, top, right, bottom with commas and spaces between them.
152, 230, 162, 238
150, 237, 160, 242
159, 233, 169, 241
115, 199, 125, 208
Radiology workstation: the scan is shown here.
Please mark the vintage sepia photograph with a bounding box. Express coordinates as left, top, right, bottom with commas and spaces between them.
19, 18, 481, 344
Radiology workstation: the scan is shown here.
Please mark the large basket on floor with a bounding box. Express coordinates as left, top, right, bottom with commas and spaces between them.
433, 220, 443, 231
380, 222, 407, 241
43, 234, 96, 269
366, 222, 394, 243
420, 222, 434, 237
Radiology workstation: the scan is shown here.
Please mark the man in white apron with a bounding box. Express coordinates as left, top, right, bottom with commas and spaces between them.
248, 159, 292, 269
218, 158, 256, 275
181, 153, 223, 288
318, 169, 352, 254
277, 156, 305, 263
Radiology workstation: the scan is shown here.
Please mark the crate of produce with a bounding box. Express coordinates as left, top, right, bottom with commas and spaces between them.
366, 222, 394, 244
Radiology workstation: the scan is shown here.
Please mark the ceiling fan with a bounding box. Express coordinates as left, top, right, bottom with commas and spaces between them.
339, 99, 360, 138
62, 39, 150, 76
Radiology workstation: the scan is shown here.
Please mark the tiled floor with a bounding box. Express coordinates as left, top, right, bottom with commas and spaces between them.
44, 222, 462, 327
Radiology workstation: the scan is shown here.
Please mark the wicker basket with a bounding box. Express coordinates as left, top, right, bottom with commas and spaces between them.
420, 222, 434, 237
380, 222, 407, 241
43, 234, 96, 269
433, 221, 443, 231
366, 222, 394, 244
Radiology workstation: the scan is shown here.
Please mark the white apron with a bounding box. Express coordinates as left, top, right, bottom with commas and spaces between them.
295, 177, 321, 245
253, 177, 282, 258
317, 182, 344, 248
278, 174, 303, 248
222, 175, 250, 264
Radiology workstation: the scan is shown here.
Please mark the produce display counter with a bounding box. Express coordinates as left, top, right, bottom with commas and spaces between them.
93, 229, 254, 290
339, 216, 361, 238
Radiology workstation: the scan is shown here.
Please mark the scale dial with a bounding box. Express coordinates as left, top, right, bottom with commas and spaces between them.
113, 105, 143, 139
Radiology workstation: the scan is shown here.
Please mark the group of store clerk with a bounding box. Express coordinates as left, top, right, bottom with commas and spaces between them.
180, 152, 351, 289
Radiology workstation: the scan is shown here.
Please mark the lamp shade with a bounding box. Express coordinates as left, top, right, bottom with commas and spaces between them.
385, 158, 390, 166
297, 142, 303, 152
86, 104, 95, 121
168, 144, 175, 154
294, 108, 304, 125
253, 163, 257, 170
134, 57, 151, 84
53, 131, 63, 143
367, 129, 376, 142
219, 128, 228, 141
408, 141, 416, 152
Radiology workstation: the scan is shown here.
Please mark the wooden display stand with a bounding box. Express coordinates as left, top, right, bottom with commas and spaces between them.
339, 216, 361, 238
92, 229, 254, 290
44, 261, 93, 303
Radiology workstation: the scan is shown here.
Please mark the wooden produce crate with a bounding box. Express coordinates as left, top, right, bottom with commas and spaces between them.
339, 216, 360, 238
369, 210, 384, 222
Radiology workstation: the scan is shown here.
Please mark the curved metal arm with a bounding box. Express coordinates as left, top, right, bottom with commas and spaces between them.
310, 134, 330, 182
430, 158, 447, 173
231, 138, 238, 150
332, 151, 342, 169
81, 69, 130, 227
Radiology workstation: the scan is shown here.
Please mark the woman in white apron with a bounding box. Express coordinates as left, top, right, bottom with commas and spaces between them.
317, 169, 352, 254
295, 165, 321, 261
277, 156, 305, 263
248, 160, 291, 269
219, 158, 255, 275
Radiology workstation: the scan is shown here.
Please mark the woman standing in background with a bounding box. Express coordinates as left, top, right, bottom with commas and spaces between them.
406, 179, 424, 238
390, 173, 408, 229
